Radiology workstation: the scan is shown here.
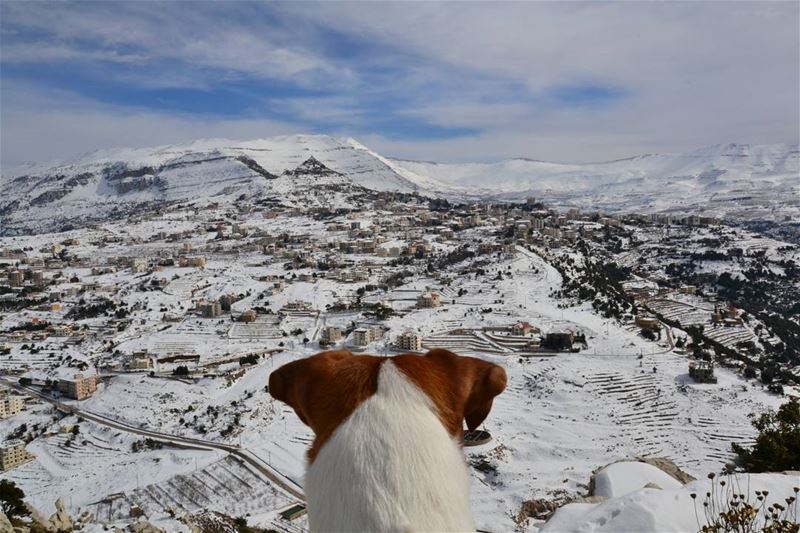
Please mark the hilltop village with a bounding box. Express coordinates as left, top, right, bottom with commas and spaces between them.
1, 188, 798, 531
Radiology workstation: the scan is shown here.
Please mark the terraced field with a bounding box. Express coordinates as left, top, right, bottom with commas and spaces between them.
422, 330, 509, 355
228, 319, 284, 340
582, 364, 756, 470
704, 325, 756, 348
0, 353, 56, 371
89, 456, 291, 521
646, 299, 710, 328
585, 371, 679, 458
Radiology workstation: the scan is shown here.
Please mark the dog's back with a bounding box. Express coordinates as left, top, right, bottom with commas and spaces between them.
305, 361, 474, 531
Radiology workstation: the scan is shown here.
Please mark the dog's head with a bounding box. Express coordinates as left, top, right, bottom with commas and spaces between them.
268, 348, 506, 460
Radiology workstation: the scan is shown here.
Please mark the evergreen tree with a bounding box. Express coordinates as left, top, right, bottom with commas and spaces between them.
732, 398, 800, 472
0, 480, 29, 519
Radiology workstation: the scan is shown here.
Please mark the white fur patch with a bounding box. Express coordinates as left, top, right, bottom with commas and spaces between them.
304, 361, 475, 532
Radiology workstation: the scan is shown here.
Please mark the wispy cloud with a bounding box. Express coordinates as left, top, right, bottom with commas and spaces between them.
0, 82, 302, 167
1, 1, 797, 166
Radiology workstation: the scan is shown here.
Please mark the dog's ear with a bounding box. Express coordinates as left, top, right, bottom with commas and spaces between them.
463, 361, 507, 431
268, 349, 353, 427
421, 349, 507, 432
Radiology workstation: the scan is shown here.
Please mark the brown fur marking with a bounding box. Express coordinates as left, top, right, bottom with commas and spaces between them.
268, 348, 507, 463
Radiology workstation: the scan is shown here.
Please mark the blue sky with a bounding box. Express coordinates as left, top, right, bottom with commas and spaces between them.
1, 1, 798, 166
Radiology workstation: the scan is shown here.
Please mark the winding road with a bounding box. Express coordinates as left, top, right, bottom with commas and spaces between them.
0, 377, 305, 501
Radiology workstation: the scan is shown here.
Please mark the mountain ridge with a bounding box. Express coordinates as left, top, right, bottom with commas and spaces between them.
1, 135, 798, 236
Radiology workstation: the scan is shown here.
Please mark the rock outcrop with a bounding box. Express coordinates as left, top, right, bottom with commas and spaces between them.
129, 520, 165, 533
588, 457, 694, 495
47, 498, 73, 532
0, 512, 14, 533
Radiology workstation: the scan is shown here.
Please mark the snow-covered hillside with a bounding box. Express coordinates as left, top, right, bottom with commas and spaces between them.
390, 143, 800, 218
0, 135, 453, 236
392, 144, 799, 191
2, 137, 798, 236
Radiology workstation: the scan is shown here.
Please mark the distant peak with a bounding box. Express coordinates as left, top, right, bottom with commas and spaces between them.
284, 156, 341, 177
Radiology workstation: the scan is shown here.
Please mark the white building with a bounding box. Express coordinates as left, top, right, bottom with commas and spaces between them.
352, 327, 383, 347
395, 330, 423, 351
0, 392, 23, 419
0, 440, 34, 471
320, 326, 343, 345
416, 292, 442, 309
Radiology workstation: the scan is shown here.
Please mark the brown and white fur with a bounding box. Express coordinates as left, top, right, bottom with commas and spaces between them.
268, 348, 507, 532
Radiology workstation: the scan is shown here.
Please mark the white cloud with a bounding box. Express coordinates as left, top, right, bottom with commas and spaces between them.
0, 2, 349, 87
0, 84, 302, 168
281, 1, 800, 160
1, 2, 797, 165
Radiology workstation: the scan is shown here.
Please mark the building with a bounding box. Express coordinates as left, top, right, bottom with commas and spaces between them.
542, 331, 575, 351
599, 217, 622, 227
510, 322, 537, 336
320, 326, 343, 345
129, 354, 153, 371
8, 270, 24, 287
130, 258, 148, 273
416, 292, 442, 309
238, 309, 257, 323
32, 270, 45, 286
689, 360, 718, 384
635, 316, 661, 331
712, 303, 743, 326
352, 327, 383, 347
219, 293, 242, 311
199, 300, 222, 318
530, 218, 546, 230
337, 269, 369, 283
395, 330, 423, 351
278, 503, 307, 522
1, 440, 33, 471
57, 374, 98, 400
183, 256, 206, 268
178, 255, 206, 267
92, 266, 117, 276
0, 393, 24, 419
283, 300, 312, 311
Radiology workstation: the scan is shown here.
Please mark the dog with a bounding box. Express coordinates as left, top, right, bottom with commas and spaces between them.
268, 348, 507, 532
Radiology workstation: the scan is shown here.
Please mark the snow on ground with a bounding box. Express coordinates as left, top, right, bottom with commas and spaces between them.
1, 207, 793, 532
543, 467, 799, 533
592, 462, 683, 498
4, 415, 223, 517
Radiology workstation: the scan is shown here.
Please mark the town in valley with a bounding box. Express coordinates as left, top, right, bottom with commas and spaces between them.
0, 137, 798, 531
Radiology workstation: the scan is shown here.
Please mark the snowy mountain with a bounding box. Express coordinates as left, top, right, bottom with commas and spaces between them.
0, 135, 452, 236
389, 143, 800, 218
2, 136, 798, 236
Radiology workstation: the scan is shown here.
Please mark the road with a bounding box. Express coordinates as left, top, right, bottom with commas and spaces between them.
514, 244, 677, 357
0, 378, 305, 501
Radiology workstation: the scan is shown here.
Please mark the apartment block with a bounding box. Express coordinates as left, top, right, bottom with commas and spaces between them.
57, 373, 98, 400
416, 292, 442, 309
320, 326, 343, 344
0, 393, 24, 419
0, 440, 34, 471
352, 327, 383, 347
8, 270, 24, 287
199, 300, 222, 318
395, 330, 423, 351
